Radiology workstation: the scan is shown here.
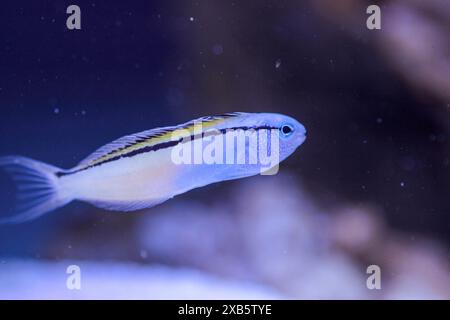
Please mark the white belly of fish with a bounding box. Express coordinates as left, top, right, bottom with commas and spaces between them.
61, 148, 181, 209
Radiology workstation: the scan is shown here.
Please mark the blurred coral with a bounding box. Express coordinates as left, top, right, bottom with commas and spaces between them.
134, 174, 450, 299
314, 0, 450, 106
0, 260, 282, 299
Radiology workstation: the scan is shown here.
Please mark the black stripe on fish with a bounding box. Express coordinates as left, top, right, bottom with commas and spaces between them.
56, 125, 277, 177
77, 113, 242, 167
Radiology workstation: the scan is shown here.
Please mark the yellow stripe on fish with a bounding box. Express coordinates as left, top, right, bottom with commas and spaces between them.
76, 113, 240, 171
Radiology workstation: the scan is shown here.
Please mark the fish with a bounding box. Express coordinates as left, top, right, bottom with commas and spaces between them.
0, 112, 307, 224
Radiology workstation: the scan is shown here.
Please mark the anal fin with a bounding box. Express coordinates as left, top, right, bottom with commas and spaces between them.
87, 197, 171, 212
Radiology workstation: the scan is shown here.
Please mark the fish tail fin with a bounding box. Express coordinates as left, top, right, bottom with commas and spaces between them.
0, 156, 73, 224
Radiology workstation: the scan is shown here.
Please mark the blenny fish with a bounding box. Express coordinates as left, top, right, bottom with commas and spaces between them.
0, 112, 306, 223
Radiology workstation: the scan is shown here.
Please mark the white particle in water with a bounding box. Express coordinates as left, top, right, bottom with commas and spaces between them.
140, 249, 148, 259
400, 182, 405, 187
53, 107, 60, 114
275, 59, 281, 69
189, 17, 195, 22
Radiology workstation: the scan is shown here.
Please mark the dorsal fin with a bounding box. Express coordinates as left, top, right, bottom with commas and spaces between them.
77, 127, 173, 167
76, 112, 243, 168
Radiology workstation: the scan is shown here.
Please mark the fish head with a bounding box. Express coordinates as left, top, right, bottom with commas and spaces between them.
267, 113, 306, 162
220, 112, 306, 175
235, 112, 306, 161
270, 113, 307, 162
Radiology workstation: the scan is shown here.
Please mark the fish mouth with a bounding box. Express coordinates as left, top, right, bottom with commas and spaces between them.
298, 134, 307, 145
295, 129, 307, 146
297, 124, 307, 141
298, 123, 307, 137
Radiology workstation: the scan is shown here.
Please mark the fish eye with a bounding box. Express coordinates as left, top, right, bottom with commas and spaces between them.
280, 124, 294, 137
